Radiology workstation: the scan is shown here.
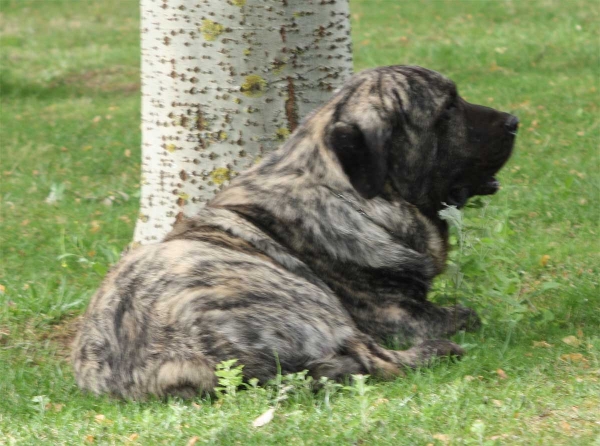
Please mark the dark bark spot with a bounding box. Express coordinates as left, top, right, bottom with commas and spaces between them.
285, 77, 299, 133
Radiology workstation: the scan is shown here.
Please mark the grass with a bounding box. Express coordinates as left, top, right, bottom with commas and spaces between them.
1, 0, 598, 444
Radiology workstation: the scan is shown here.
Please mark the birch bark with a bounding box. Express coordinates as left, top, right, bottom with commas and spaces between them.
135, 0, 353, 244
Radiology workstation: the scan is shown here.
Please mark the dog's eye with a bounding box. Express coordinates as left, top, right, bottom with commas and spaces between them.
440, 100, 456, 120
445, 99, 457, 113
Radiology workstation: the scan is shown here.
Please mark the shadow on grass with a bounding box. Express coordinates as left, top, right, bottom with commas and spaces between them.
0, 66, 139, 101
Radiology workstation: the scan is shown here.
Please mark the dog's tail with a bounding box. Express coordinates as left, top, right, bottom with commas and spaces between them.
72, 317, 217, 400
150, 357, 217, 399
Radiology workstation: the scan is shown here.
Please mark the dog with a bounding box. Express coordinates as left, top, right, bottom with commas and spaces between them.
72, 66, 517, 399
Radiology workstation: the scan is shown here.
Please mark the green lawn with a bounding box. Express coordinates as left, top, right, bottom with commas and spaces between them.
1, 0, 599, 444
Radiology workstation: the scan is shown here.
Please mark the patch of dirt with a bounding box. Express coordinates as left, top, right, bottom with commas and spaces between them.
39, 315, 83, 360
51, 67, 140, 95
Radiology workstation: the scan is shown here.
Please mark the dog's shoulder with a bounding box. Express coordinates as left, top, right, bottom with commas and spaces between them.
163, 212, 270, 261
165, 208, 330, 288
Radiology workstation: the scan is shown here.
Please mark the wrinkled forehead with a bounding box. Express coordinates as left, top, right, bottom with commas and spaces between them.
393, 66, 455, 105
334, 65, 455, 117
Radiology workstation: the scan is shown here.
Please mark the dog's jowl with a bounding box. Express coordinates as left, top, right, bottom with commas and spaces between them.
72, 66, 517, 399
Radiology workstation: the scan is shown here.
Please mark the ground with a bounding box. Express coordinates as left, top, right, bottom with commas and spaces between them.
0, 0, 598, 444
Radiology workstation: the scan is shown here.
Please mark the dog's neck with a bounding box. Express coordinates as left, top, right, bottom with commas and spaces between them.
380, 177, 451, 236
209, 139, 448, 301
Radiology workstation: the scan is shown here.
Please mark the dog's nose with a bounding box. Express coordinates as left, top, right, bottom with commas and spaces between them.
505, 115, 519, 134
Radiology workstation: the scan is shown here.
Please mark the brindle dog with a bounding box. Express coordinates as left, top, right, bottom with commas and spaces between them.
72, 66, 517, 399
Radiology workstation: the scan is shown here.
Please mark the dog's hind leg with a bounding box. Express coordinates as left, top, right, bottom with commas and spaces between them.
307, 337, 400, 381
360, 334, 465, 370
308, 335, 464, 382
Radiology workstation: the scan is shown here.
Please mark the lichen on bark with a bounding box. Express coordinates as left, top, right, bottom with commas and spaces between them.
240, 75, 268, 98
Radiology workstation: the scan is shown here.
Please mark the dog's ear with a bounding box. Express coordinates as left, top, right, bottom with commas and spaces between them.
328, 121, 391, 199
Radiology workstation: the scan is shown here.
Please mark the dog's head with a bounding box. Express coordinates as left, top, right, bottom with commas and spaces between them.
324, 66, 517, 214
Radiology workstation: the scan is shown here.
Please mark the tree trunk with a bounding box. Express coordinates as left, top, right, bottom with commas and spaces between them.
134, 0, 353, 244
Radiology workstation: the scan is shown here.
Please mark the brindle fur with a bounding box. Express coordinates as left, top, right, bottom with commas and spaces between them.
72, 66, 516, 399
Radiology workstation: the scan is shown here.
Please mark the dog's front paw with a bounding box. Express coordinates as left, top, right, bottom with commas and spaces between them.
448, 305, 481, 333
412, 339, 465, 366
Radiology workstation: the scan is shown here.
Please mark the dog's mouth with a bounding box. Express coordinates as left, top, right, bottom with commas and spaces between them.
472, 176, 500, 196
447, 176, 501, 208
459, 141, 513, 203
